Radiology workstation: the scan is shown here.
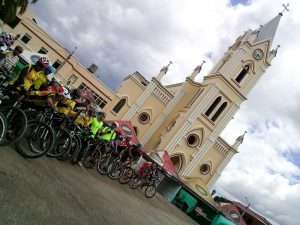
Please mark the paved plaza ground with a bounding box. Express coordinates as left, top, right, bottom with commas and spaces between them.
0, 146, 197, 225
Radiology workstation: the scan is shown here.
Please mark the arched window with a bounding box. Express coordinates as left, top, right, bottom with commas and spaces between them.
112, 98, 126, 113
205, 96, 221, 117
170, 155, 183, 173
235, 65, 249, 83
211, 102, 227, 122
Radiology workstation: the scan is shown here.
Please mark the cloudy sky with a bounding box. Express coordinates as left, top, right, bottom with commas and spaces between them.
30, 0, 300, 224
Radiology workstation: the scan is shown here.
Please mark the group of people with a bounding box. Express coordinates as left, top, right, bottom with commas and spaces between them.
0, 31, 160, 185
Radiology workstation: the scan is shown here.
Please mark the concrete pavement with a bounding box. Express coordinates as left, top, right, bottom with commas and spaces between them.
0, 146, 197, 225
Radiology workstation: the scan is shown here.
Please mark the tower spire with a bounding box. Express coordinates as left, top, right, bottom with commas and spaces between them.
232, 131, 247, 150
189, 60, 206, 80
255, 4, 289, 47
156, 61, 172, 81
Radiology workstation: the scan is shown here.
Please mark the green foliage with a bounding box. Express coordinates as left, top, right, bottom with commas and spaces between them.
0, 0, 38, 24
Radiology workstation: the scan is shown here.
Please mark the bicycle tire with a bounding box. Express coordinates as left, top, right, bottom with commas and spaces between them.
15, 120, 55, 159
71, 136, 87, 164
97, 157, 114, 175
0, 107, 27, 146
47, 128, 71, 157
119, 167, 134, 184
0, 112, 7, 143
57, 136, 78, 161
145, 184, 157, 198
108, 162, 124, 180
84, 150, 101, 169
129, 177, 142, 189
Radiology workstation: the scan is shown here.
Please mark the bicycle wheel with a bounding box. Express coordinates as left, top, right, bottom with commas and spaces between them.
84, 150, 101, 169
47, 128, 71, 157
119, 167, 134, 184
57, 136, 78, 161
0, 107, 27, 146
71, 136, 86, 164
15, 120, 55, 159
145, 184, 157, 198
129, 176, 142, 189
0, 112, 6, 143
108, 162, 124, 180
97, 157, 114, 175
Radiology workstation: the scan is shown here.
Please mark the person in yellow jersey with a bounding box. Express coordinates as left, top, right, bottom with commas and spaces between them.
11, 56, 50, 92
74, 107, 94, 128
28, 79, 64, 108
56, 89, 81, 116
74, 111, 106, 167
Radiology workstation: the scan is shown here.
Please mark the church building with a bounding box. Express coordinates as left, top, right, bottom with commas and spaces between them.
104, 12, 283, 194
2, 9, 284, 197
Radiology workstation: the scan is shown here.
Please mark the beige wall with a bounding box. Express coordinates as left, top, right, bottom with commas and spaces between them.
2, 10, 114, 109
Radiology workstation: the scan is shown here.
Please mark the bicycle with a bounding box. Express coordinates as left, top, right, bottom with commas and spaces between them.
0, 112, 6, 143
0, 88, 28, 146
83, 138, 106, 169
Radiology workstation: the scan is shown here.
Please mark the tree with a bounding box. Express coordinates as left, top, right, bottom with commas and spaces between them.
0, 0, 38, 24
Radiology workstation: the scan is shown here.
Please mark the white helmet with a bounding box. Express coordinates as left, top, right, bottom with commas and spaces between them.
62, 87, 71, 99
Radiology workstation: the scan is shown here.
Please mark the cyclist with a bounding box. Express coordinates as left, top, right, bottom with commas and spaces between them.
73, 111, 106, 167
56, 89, 81, 116
90, 111, 105, 138
28, 79, 64, 108
10, 56, 50, 92
74, 106, 94, 128
119, 136, 134, 162
99, 121, 118, 142
109, 130, 123, 151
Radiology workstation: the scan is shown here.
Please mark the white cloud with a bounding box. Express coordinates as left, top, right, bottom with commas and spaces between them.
29, 0, 300, 224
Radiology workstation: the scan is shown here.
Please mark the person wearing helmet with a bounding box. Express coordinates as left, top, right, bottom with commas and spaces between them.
71, 89, 81, 100
90, 112, 104, 138
0, 45, 23, 79
119, 135, 135, 163
56, 88, 81, 116
99, 121, 117, 142
74, 106, 93, 128
28, 79, 64, 108
10, 56, 50, 92
73, 109, 105, 167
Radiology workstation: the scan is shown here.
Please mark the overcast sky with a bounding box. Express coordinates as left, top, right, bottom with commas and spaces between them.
30, 0, 300, 224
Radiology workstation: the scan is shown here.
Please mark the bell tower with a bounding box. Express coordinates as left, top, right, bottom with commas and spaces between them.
154, 10, 286, 191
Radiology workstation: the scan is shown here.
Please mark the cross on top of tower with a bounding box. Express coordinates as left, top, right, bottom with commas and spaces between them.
281, 3, 290, 14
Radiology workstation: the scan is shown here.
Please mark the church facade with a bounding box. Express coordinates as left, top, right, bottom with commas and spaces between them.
2, 9, 283, 196
104, 13, 283, 194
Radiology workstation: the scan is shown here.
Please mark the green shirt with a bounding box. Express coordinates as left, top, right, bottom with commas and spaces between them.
90, 117, 103, 137
99, 126, 116, 141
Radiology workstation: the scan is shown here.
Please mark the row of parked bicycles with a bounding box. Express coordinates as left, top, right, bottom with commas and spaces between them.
0, 81, 160, 199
